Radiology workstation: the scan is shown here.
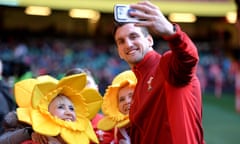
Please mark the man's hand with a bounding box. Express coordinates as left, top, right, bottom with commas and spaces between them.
129, 1, 176, 37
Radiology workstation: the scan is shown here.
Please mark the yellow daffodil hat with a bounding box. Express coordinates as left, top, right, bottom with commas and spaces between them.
97, 70, 137, 131
14, 73, 103, 144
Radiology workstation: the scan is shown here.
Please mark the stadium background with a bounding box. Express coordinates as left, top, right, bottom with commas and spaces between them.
0, 1, 239, 143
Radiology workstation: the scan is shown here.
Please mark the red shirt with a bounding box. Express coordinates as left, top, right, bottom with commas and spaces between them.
91, 113, 115, 144
130, 25, 205, 144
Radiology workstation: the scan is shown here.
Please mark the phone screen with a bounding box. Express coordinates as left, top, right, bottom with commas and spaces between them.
114, 4, 140, 23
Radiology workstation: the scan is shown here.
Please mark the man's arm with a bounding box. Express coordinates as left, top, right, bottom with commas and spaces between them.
163, 24, 199, 86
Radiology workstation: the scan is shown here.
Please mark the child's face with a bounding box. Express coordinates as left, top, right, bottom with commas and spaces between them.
118, 85, 134, 115
48, 95, 76, 121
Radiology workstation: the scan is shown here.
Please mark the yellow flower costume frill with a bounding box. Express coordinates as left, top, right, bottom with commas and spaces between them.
97, 70, 137, 131
14, 73, 102, 144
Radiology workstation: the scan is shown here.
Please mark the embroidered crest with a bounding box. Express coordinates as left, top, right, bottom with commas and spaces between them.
96, 130, 105, 141
147, 76, 154, 91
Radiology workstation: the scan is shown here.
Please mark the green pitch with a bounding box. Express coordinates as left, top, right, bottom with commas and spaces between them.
203, 93, 240, 144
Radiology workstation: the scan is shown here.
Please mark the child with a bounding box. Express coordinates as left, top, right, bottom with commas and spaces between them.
97, 70, 137, 144
14, 73, 102, 144
65, 67, 115, 144
29, 94, 77, 144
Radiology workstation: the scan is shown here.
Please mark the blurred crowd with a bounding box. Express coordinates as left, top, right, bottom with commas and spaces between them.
0, 35, 238, 96
0, 36, 129, 95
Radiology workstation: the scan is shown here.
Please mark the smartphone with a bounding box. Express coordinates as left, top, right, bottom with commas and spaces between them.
114, 4, 141, 23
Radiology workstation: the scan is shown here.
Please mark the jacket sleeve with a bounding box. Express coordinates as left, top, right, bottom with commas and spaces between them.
0, 128, 32, 144
0, 111, 32, 144
162, 24, 199, 86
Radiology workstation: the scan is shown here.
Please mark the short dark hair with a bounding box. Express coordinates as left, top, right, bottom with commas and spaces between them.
112, 22, 150, 38
112, 22, 126, 37
65, 68, 93, 78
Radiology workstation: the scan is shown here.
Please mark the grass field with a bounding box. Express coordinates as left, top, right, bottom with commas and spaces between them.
203, 93, 240, 144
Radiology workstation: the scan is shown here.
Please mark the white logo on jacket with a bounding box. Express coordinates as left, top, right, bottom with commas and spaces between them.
147, 76, 154, 91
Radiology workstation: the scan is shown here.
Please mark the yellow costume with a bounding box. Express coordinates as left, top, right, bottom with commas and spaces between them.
97, 70, 137, 131
14, 73, 102, 144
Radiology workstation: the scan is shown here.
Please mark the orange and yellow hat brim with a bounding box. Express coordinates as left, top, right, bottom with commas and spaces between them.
97, 70, 136, 130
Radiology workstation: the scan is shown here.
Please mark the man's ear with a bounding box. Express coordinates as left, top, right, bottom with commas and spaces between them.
147, 35, 154, 47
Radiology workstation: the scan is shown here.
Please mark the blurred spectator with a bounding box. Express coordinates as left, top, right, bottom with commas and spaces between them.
0, 59, 16, 134
0, 35, 236, 96
209, 63, 224, 98
229, 60, 240, 113
13, 61, 33, 83
197, 64, 207, 94
14, 43, 28, 59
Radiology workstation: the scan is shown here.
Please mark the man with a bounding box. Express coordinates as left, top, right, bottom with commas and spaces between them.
113, 1, 205, 144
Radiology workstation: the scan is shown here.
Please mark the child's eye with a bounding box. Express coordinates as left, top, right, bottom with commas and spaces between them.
57, 105, 64, 109
119, 97, 125, 102
129, 92, 133, 98
69, 106, 74, 111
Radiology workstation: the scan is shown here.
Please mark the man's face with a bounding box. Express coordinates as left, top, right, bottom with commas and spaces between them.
114, 23, 153, 67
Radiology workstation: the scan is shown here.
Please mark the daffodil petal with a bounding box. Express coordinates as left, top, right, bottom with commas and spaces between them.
97, 116, 117, 131
35, 75, 58, 96
16, 108, 32, 125
85, 121, 99, 144
116, 118, 130, 128
36, 75, 58, 84
14, 78, 37, 107
75, 118, 87, 131
31, 110, 60, 136
102, 86, 119, 116
61, 128, 89, 144
32, 85, 46, 109
112, 70, 137, 85
80, 88, 103, 119
58, 73, 86, 92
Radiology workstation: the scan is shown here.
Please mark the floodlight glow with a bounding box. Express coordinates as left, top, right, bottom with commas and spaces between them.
226, 11, 237, 24
69, 9, 100, 22
169, 13, 197, 23
25, 6, 51, 16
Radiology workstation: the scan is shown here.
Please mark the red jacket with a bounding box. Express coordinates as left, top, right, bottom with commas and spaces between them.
130, 25, 205, 144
